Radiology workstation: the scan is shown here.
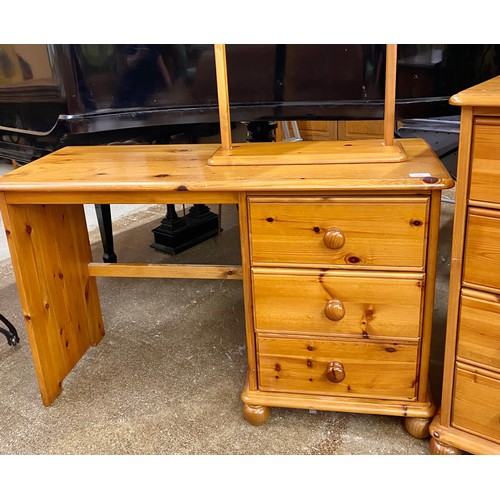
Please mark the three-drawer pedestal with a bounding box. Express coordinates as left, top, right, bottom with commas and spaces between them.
241, 187, 447, 438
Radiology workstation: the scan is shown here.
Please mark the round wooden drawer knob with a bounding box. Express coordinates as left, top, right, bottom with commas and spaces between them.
323, 227, 345, 250
325, 361, 345, 383
324, 298, 345, 321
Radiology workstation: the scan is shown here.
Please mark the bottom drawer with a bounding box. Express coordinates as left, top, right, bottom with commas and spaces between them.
452, 366, 500, 444
257, 335, 418, 400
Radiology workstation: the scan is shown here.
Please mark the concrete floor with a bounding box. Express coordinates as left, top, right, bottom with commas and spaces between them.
0, 178, 456, 455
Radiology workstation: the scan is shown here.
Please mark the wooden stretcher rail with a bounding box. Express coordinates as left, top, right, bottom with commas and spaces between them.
88, 263, 243, 280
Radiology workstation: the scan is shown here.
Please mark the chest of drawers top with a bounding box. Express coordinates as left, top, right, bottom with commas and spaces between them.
450, 75, 500, 108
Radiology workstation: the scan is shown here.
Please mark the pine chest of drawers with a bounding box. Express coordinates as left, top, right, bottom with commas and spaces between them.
430, 76, 500, 454
238, 146, 454, 438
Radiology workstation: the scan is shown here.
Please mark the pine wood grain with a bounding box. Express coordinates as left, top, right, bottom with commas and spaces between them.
214, 44, 232, 151
0, 140, 453, 202
257, 335, 418, 400
452, 367, 500, 444
248, 196, 429, 269
0, 200, 103, 405
430, 77, 500, 454
88, 263, 242, 280
208, 139, 407, 166
457, 290, 500, 372
449, 75, 500, 107
463, 209, 500, 290
469, 119, 500, 204
252, 269, 424, 339
384, 44, 397, 147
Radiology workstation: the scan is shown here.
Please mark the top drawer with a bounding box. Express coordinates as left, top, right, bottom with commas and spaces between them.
470, 118, 500, 205
248, 196, 429, 268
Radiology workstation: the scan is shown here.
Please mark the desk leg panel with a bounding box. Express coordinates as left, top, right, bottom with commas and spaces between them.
1, 202, 104, 405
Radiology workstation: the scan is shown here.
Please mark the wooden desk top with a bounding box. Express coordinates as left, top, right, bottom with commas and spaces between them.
0, 139, 453, 200
450, 75, 500, 107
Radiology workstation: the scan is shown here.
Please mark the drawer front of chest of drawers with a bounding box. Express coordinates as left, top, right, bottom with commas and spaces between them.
257, 335, 418, 400
252, 269, 424, 339
248, 197, 429, 268
463, 208, 500, 291
452, 366, 500, 444
457, 291, 500, 372
470, 118, 500, 205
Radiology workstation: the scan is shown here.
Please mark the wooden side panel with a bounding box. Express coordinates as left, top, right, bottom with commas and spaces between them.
249, 197, 429, 268
239, 192, 258, 390
252, 270, 424, 339
452, 367, 500, 444
257, 335, 418, 400
416, 189, 441, 401
457, 292, 500, 371
439, 107, 474, 425
1, 202, 103, 405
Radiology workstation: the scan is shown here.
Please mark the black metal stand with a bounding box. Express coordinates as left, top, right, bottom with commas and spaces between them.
150, 203, 220, 255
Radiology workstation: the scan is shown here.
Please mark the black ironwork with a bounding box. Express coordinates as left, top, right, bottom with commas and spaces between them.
0, 314, 19, 347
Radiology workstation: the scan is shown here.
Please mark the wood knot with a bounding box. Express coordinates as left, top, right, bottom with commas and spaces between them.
422, 176, 438, 184
346, 255, 361, 264
266, 217, 274, 222
25, 225, 32, 234
176, 185, 188, 191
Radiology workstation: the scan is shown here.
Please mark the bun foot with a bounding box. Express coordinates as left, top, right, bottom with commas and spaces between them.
404, 416, 432, 439
429, 437, 463, 455
243, 404, 270, 426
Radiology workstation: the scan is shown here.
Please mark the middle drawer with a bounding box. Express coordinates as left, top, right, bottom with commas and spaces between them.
248, 196, 429, 269
252, 269, 424, 339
